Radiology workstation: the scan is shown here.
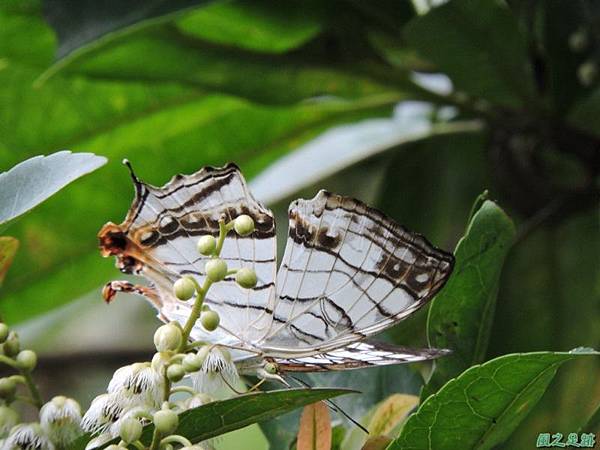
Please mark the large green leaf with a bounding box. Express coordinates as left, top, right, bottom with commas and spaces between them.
388, 350, 599, 450
45, 28, 391, 105
422, 199, 515, 399
43, 0, 212, 59
74, 388, 354, 450
0, 151, 107, 226
404, 0, 535, 107
176, 0, 325, 53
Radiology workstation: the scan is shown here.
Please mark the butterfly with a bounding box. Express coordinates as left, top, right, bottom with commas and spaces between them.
98, 162, 454, 382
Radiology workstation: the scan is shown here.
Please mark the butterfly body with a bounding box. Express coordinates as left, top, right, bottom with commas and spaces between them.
99, 163, 454, 376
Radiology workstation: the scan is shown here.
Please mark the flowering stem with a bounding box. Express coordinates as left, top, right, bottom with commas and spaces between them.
22, 370, 43, 409
149, 428, 162, 450
179, 277, 212, 352
0, 355, 43, 408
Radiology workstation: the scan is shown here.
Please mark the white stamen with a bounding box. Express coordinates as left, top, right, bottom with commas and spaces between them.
4, 424, 54, 450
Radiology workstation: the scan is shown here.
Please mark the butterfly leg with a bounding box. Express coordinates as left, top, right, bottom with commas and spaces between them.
102, 280, 163, 310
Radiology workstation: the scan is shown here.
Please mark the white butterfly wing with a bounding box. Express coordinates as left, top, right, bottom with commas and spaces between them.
99, 163, 277, 346
259, 190, 454, 356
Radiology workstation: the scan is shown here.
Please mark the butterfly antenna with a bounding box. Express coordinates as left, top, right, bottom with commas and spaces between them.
122, 159, 143, 196
286, 375, 369, 435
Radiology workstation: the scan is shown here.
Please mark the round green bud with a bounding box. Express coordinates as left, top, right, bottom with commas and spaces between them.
119, 417, 142, 444
235, 267, 257, 289
154, 324, 183, 352
153, 409, 178, 435
0, 405, 18, 431
196, 235, 217, 256
205, 259, 227, 282
3, 332, 20, 357
0, 324, 9, 344
201, 304, 211, 312
16, 350, 37, 371
0, 378, 16, 400
569, 29, 589, 52
173, 277, 196, 301
578, 61, 598, 87
166, 363, 185, 382
182, 353, 204, 373
200, 310, 220, 332
264, 362, 278, 375
233, 215, 255, 236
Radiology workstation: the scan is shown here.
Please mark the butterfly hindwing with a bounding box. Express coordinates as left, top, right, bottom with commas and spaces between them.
260, 190, 454, 355
273, 341, 449, 372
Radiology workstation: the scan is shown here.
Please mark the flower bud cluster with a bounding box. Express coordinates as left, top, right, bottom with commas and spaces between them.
79, 213, 260, 450
0, 322, 85, 450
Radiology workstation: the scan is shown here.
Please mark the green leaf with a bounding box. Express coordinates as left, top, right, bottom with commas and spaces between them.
0, 236, 18, 286
404, 0, 535, 107
73, 388, 354, 450
0, 151, 107, 226
43, 0, 212, 59
177, 0, 324, 53
251, 115, 481, 204
422, 199, 515, 399
388, 350, 599, 450
45, 28, 390, 105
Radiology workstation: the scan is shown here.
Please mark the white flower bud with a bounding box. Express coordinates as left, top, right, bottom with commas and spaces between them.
233, 215, 255, 236
118, 417, 142, 444
5, 424, 54, 450
192, 346, 238, 394
40, 396, 82, 446
0, 406, 19, 438
153, 409, 178, 435
108, 363, 164, 408
196, 236, 217, 256
173, 278, 196, 301
154, 325, 183, 352
235, 267, 257, 289
205, 259, 227, 282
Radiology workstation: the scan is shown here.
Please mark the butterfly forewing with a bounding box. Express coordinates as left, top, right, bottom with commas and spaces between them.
259, 190, 454, 356
99, 163, 277, 345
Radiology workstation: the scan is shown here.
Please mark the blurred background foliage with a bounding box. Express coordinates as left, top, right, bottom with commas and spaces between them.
0, 0, 598, 448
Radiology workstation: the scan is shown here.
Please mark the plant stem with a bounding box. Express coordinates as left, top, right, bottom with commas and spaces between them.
0, 355, 43, 408
22, 370, 43, 409
149, 428, 162, 450
179, 277, 212, 351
